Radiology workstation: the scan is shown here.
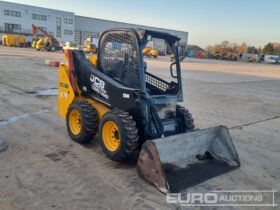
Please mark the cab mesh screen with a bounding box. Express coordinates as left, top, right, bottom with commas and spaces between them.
100, 32, 140, 89
145, 72, 170, 92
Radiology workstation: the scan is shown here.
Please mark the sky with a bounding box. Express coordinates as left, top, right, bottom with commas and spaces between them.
4, 0, 280, 47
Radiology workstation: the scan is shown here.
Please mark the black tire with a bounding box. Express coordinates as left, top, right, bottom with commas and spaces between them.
176, 105, 195, 132
66, 100, 98, 143
98, 109, 139, 161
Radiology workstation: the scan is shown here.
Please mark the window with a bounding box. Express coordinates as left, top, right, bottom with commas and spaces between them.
56, 17, 61, 37
100, 32, 140, 89
32, 14, 47, 21
5, 23, 21, 32
57, 28, 61, 37
143, 38, 179, 95
56, 17, 61, 26
64, 30, 73, 35
4, 10, 21, 17
13, 24, 21, 30
64, 18, 73, 24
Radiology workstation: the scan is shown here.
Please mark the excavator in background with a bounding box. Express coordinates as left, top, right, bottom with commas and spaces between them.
57, 28, 240, 193
32, 24, 60, 51
31, 37, 40, 48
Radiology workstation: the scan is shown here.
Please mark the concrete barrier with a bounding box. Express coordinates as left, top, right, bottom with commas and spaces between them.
45, 60, 60, 67
45, 59, 51, 65
50, 61, 60, 67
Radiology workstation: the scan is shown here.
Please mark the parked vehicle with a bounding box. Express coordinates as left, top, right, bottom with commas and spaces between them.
32, 24, 60, 51
63, 42, 81, 52
84, 37, 97, 53
2, 34, 26, 47
142, 47, 158, 58
57, 28, 240, 193
264, 55, 279, 64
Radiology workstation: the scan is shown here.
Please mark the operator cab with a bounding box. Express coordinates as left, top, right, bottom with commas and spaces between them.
97, 29, 184, 102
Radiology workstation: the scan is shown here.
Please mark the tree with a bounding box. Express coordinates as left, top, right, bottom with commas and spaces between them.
238, 42, 248, 54
247, 46, 257, 54
213, 44, 222, 54
204, 41, 280, 57
272, 43, 280, 55
205, 45, 216, 56
221, 41, 230, 53
230, 43, 239, 53
262, 43, 274, 55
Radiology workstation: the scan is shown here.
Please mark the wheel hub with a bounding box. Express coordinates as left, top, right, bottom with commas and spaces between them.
69, 109, 82, 135
102, 121, 121, 152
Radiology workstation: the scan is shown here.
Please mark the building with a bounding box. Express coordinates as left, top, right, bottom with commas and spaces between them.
186, 45, 205, 57
0, 1, 75, 43
0, 1, 188, 52
0, 1, 75, 42
74, 16, 188, 54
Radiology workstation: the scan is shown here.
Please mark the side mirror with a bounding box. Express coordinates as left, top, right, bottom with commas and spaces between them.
170, 62, 177, 78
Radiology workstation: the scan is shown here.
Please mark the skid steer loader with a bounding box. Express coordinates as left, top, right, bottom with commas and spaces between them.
57, 28, 240, 193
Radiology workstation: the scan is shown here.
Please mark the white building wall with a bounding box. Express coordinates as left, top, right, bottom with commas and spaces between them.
0, 1, 75, 43
0, 1, 188, 47
74, 16, 188, 47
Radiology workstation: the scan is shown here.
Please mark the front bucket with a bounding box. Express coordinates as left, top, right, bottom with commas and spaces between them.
137, 126, 240, 193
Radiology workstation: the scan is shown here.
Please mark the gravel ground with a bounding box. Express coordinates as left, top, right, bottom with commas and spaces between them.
0, 46, 279, 210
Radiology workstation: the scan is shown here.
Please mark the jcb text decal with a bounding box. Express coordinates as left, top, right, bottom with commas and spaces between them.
90, 75, 109, 99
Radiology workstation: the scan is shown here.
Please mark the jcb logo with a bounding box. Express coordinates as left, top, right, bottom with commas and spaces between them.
90, 75, 105, 89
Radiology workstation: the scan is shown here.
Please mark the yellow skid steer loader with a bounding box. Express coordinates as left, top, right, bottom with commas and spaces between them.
57, 28, 240, 193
